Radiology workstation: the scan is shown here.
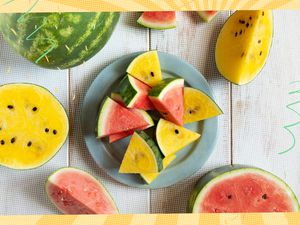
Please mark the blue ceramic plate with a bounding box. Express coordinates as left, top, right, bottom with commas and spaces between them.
82, 52, 219, 189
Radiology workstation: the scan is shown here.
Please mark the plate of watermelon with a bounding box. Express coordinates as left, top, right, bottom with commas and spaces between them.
82, 51, 222, 189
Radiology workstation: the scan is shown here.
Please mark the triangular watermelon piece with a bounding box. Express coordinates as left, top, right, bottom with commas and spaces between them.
149, 78, 184, 125
108, 93, 154, 143
137, 12, 176, 30
119, 75, 154, 110
97, 97, 149, 138
197, 11, 219, 22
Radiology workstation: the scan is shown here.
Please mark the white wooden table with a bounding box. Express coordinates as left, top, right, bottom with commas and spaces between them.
0, 11, 300, 215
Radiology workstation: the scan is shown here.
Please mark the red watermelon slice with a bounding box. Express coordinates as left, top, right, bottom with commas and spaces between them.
137, 12, 176, 30
198, 11, 219, 22
188, 165, 300, 213
149, 78, 184, 125
109, 93, 154, 143
46, 167, 118, 214
97, 97, 149, 138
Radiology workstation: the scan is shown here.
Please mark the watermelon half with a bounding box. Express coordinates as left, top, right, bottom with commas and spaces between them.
97, 97, 149, 138
46, 167, 118, 214
188, 165, 300, 213
137, 12, 176, 30
149, 78, 184, 125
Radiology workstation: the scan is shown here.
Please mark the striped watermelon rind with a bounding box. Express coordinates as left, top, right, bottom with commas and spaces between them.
0, 12, 120, 69
188, 165, 300, 213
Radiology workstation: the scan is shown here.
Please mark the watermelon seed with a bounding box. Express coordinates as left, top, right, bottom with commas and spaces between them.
150, 72, 155, 77
45, 128, 49, 133
10, 137, 16, 144
7, 105, 14, 109
259, 51, 263, 56
0, 140, 4, 145
246, 23, 249, 28
235, 32, 238, 37
239, 30, 242, 35
262, 194, 267, 199
239, 20, 245, 24
53, 130, 57, 135
227, 195, 232, 199
249, 16, 252, 20
32, 107, 38, 112
262, 11, 265, 16
258, 40, 261, 44
189, 110, 193, 114
241, 52, 245, 57
175, 129, 179, 134
27, 141, 32, 147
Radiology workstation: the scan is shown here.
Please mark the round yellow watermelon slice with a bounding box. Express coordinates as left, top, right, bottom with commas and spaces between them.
0, 83, 69, 169
188, 165, 300, 213
46, 167, 118, 214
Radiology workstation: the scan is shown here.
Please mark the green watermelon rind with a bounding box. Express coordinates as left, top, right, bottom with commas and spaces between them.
149, 78, 184, 99
119, 75, 141, 108
136, 131, 164, 172
0, 12, 120, 70
188, 165, 300, 213
96, 97, 114, 138
45, 167, 119, 214
137, 16, 176, 30
0, 83, 69, 170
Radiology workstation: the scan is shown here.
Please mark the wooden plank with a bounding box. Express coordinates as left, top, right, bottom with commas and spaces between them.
232, 11, 300, 199
0, 35, 69, 214
68, 13, 151, 214
149, 11, 231, 213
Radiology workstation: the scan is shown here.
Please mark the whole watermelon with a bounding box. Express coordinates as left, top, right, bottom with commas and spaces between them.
0, 12, 120, 69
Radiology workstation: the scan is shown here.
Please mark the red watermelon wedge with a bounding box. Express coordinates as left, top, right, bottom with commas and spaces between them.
137, 12, 176, 30
97, 97, 149, 138
149, 78, 184, 125
109, 93, 154, 143
46, 168, 118, 214
197, 11, 219, 22
188, 165, 300, 213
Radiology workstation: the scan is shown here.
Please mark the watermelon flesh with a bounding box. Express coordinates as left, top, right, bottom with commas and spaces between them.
108, 93, 154, 143
189, 166, 300, 213
137, 12, 176, 30
149, 79, 184, 125
46, 168, 118, 214
97, 97, 149, 138
198, 11, 219, 22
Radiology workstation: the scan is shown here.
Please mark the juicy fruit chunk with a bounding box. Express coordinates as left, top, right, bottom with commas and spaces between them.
198, 11, 219, 22
156, 119, 200, 156
119, 75, 154, 110
119, 131, 163, 173
149, 78, 184, 125
46, 167, 118, 214
127, 51, 163, 87
184, 87, 222, 124
137, 12, 176, 30
141, 154, 176, 184
97, 97, 148, 138
108, 93, 154, 143
0, 84, 69, 169
216, 10, 273, 85
188, 165, 300, 213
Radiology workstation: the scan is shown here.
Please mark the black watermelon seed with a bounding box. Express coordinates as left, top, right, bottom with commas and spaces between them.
53, 130, 57, 135
246, 23, 249, 28
189, 110, 193, 114
241, 52, 245, 57
262, 11, 265, 16
150, 72, 155, 77
45, 128, 49, 133
260, 51, 263, 56
227, 195, 232, 199
0, 140, 4, 145
11, 138, 16, 144
32, 107, 38, 112
239, 20, 245, 24
27, 141, 32, 147
235, 32, 238, 37
249, 16, 252, 20
262, 194, 267, 199
175, 129, 179, 134
258, 40, 261, 43
239, 30, 242, 35
7, 105, 14, 109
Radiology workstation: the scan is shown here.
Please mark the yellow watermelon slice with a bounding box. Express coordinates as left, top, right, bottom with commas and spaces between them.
184, 87, 223, 124
119, 131, 163, 174
0, 83, 69, 169
156, 119, 200, 156
96, 97, 149, 138
127, 51, 163, 87
215, 10, 273, 85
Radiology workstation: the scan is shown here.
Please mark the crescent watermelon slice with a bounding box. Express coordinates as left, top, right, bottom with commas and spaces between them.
188, 165, 300, 213
97, 97, 149, 138
137, 12, 176, 30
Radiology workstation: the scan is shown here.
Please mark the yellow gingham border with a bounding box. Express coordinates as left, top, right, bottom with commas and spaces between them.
0, 213, 299, 225
0, 0, 300, 12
